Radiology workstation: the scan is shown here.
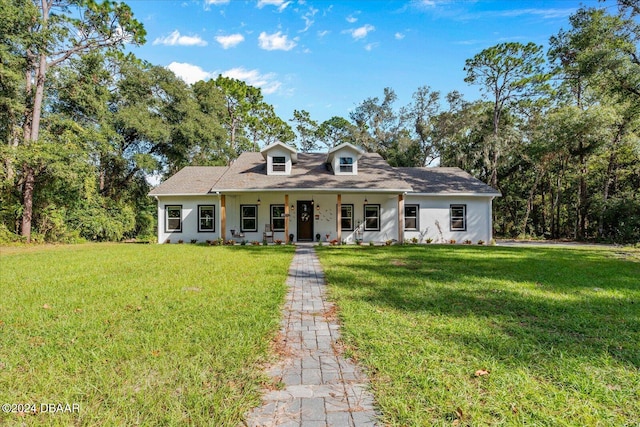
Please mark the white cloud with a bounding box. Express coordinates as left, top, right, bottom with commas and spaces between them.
205, 0, 229, 4
257, 0, 291, 12
167, 62, 215, 84
300, 6, 318, 32
364, 42, 379, 51
499, 8, 574, 19
153, 30, 207, 46
345, 24, 375, 40
346, 15, 357, 23
222, 67, 282, 94
258, 31, 297, 51
395, 32, 405, 40
167, 63, 284, 95
317, 30, 329, 37
215, 33, 245, 49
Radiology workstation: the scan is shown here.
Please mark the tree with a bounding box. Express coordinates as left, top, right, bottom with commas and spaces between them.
316, 116, 356, 149
290, 110, 319, 152
464, 42, 549, 188
14, 0, 145, 241
405, 86, 441, 166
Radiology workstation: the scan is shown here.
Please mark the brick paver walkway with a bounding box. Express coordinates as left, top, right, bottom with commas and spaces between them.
245, 244, 378, 427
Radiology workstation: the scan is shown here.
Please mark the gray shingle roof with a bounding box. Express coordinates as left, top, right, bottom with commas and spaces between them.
395, 167, 501, 195
147, 155, 501, 196
213, 152, 412, 192
148, 166, 227, 195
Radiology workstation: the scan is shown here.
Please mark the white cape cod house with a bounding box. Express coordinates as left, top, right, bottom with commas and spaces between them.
149, 142, 500, 244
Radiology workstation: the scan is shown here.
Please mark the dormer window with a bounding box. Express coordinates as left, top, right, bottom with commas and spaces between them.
272, 156, 286, 172
339, 157, 353, 173
261, 141, 297, 176
327, 142, 364, 176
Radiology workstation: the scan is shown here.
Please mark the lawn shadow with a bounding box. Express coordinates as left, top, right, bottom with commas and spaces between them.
319, 245, 640, 368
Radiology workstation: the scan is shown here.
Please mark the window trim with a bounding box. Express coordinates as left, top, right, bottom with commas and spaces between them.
338, 204, 354, 231
272, 156, 286, 172
364, 204, 381, 231
165, 205, 182, 233
450, 204, 467, 231
198, 205, 215, 232
241, 204, 258, 232
404, 204, 419, 231
271, 204, 285, 231
339, 156, 353, 173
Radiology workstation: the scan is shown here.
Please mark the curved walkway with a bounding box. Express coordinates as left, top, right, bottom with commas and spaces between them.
246, 244, 378, 427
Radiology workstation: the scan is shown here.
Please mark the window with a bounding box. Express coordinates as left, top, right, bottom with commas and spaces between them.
364, 204, 380, 231
272, 156, 286, 172
339, 157, 353, 173
339, 204, 354, 231
271, 205, 285, 231
404, 205, 419, 230
450, 204, 467, 231
241, 205, 258, 232
165, 205, 182, 233
198, 205, 215, 232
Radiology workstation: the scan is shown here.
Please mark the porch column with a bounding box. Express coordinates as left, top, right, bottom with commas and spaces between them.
337, 194, 342, 242
398, 193, 404, 244
284, 194, 290, 243
221, 195, 226, 240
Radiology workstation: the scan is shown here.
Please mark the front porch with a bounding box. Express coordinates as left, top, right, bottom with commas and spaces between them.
219, 192, 405, 244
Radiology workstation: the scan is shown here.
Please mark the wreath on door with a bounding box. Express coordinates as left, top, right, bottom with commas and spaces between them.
300, 212, 310, 222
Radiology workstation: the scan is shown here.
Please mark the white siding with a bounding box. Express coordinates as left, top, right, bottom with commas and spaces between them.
157, 196, 220, 244
265, 147, 292, 175
403, 195, 494, 244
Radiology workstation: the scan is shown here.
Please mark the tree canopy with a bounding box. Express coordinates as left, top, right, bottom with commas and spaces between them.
1, 0, 638, 244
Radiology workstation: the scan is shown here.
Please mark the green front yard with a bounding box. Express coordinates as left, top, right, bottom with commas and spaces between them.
0, 244, 294, 426
317, 245, 640, 426
2, 243, 638, 426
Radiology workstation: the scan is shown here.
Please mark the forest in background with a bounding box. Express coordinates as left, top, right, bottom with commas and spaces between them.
1, 0, 638, 244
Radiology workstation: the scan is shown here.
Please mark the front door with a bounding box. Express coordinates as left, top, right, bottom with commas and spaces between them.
297, 200, 314, 241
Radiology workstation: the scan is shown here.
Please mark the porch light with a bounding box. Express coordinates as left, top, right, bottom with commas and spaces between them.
364, 197, 368, 203
291, 204, 295, 210
257, 198, 261, 205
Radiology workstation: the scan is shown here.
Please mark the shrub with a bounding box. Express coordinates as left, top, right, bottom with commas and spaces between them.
425, 238, 433, 244
449, 239, 457, 244
477, 240, 485, 245
190, 239, 198, 244
463, 239, 472, 245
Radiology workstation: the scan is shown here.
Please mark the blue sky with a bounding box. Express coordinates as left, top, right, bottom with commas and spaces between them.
126, 0, 603, 124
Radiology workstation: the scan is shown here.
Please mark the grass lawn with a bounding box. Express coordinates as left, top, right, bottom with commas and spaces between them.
0, 243, 294, 426
317, 245, 640, 426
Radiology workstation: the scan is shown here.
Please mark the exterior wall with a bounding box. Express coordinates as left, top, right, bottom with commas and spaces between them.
155, 193, 494, 245
156, 195, 220, 243
403, 195, 494, 244
222, 193, 398, 243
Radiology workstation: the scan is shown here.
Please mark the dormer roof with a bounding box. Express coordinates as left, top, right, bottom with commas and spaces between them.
260, 141, 298, 163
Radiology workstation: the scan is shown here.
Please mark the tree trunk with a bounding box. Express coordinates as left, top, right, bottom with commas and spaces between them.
21, 166, 35, 242
19, 1, 51, 242
520, 166, 543, 236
